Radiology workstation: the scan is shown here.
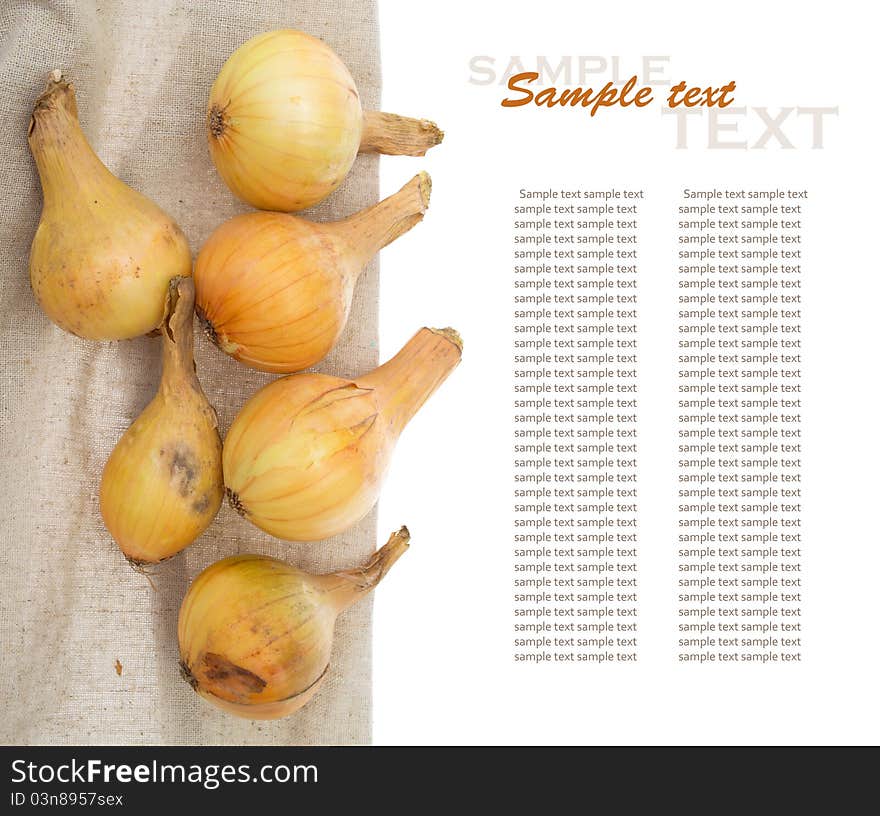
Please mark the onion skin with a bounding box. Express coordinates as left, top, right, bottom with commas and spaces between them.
223, 327, 461, 542
99, 278, 223, 564
28, 72, 191, 340
207, 29, 443, 211
360, 110, 444, 156
194, 172, 431, 374
178, 527, 410, 719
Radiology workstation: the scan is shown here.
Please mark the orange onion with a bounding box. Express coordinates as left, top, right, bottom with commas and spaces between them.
207, 29, 443, 211
223, 327, 462, 541
194, 172, 431, 374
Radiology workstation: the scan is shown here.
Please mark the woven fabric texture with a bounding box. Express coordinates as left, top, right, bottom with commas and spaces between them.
0, 0, 381, 745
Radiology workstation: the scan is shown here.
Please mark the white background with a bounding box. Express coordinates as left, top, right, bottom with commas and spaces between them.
371, 0, 879, 744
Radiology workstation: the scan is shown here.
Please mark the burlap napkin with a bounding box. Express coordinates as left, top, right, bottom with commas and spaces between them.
0, 0, 380, 745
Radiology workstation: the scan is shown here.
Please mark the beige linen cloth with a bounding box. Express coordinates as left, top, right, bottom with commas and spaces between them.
0, 0, 381, 745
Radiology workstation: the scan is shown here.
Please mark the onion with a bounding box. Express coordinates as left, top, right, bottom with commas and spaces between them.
100, 278, 223, 564
223, 327, 462, 541
28, 72, 191, 340
194, 172, 431, 373
207, 30, 443, 211
179, 526, 409, 719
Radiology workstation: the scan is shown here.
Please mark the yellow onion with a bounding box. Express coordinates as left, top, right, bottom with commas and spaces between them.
28, 71, 191, 340
195, 172, 431, 374
179, 526, 409, 719
224, 327, 461, 541
207, 29, 443, 211
100, 278, 223, 564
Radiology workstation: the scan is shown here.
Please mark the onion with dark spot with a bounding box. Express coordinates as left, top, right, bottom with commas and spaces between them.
99, 278, 223, 565
178, 527, 409, 719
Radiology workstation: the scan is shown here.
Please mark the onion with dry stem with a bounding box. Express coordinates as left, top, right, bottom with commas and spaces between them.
207, 29, 443, 211
100, 278, 223, 565
179, 526, 410, 719
194, 172, 431, 374
223, 327, 462, 541
28, 71, 191, 340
